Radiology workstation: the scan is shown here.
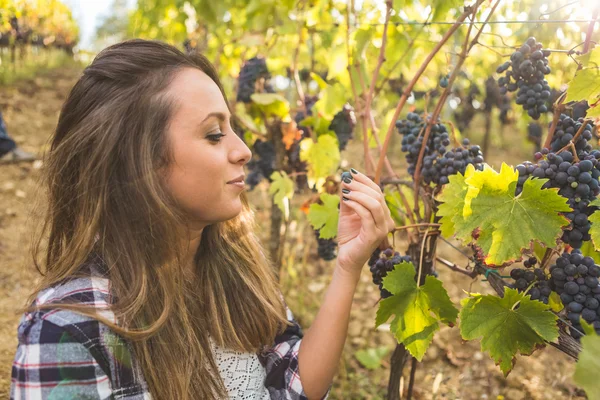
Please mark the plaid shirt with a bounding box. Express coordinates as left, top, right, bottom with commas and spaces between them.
11, 257, 330, 399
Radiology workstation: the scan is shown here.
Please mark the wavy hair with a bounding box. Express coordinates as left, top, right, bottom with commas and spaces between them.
25, 39, 289, 399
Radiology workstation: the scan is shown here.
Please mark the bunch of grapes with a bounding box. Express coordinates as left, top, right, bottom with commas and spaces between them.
496, 37, 552, 119
509, 257, 552, 304
527, 122, 543, 152
314, 229, 337, 261
423, 139, 484, 185
515, 116, 599, 248
329, 104, 356, 151
397, 113, 484, 186
245, 139, 276, 190
396, 112, 450, 177
368, 248, 412, 299
549, 114, 594, 155
549, 250, 600, 337
295, 95, 319, 139
236, 57, 274, 103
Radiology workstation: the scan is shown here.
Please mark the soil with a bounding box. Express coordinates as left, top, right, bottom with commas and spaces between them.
0, 67, 587, 399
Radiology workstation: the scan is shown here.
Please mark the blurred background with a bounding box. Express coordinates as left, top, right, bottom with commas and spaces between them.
0, 0, 598, 398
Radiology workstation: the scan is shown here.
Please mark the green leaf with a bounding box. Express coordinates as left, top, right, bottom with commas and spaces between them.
314, 83, 347, 119
565, 67, 600, 104
326, 44, 349, 80
355, 346, 390, 370
353, 26, 374, 58
308, 193, 340, 239
268, 171, 294, 221
589, 202, 600, 251
251, 93, 290, 119
310, 72, 328, 90
376, 262, 458, 361
574, 323, 600, 400
581, 239, 600, 264
442, 163, 571, 265
299, 134, 340, 189
459, 288, 559, 376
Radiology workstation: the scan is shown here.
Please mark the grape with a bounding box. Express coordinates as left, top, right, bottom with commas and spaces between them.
314, 229, 337, 261
496, 37, 552, 119
368, 248, 412, 299
329, 104, 356, 151
236, 57, 274, 103
585, 297, 599, 310
569, 301, 584, 313
582, 308, 598, 322
565, 281, 580, 295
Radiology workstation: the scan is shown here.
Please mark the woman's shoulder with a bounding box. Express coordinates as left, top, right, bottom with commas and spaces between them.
31, 256, 116, 327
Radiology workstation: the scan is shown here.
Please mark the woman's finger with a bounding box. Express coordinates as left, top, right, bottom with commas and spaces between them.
342, 190, 387, 231
348, 168, 383, 195
341, 199, 382, 239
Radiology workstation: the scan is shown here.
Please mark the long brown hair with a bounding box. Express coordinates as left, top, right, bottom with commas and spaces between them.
25, 39, 289, 399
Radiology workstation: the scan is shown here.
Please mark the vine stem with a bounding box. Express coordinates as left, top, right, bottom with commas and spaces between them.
393, 222, 440, 232
406, 357, 418, 400
373, 0, 488, 186
543, 92, 567, 149
412, 0, 498, 212
582, 7, 599, 56
436, 256, 478, 278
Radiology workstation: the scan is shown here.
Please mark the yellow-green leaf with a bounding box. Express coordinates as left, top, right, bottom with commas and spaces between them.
299, 134, 340, 189
268, 171, 294, 221
440, 163, 571, 266
307, 193, 340, 239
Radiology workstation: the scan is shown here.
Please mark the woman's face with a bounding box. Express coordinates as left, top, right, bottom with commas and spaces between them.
163, 67, 252, 229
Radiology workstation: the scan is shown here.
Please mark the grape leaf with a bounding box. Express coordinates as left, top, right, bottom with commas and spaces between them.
355, 346, 390, 370
566, 46, 600, 105
314, 82, 347, 119
460, 288, 559, 376
588, 199, 600, 250
376, 262, 458, 361
574, 322, 600, 400
442, 163, 571, 266
436, 164, 476, 240
307, 193, 340, 239
299, 134, 340, 188
269, 171, 294, 220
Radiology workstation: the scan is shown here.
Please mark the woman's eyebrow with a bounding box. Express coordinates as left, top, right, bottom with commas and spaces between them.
201, 111, 228, 124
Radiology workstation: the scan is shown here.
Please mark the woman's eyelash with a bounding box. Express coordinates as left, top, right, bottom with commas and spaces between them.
207, 132, 225, 142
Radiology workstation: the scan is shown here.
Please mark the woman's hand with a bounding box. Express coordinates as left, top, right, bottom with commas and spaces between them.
335, 168, 395, 277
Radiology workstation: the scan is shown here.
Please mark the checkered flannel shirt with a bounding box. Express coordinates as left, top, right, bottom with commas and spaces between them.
10, 257, 329, 399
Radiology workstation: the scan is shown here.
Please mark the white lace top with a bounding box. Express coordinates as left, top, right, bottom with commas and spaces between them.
210, 339, 271, 399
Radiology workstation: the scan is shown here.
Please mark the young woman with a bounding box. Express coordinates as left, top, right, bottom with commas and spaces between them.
10, 39, 395, 400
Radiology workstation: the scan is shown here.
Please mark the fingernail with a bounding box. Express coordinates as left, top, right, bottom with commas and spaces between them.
342, 177, 352, 184
342, 196, 349, 201
350, 168, 358, 174
342, 188, 350, 194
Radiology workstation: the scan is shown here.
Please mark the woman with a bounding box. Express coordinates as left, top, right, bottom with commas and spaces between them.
10, 39, 395, 399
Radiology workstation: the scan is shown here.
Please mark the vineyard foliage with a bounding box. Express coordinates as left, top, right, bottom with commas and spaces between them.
0, 0, 78, 48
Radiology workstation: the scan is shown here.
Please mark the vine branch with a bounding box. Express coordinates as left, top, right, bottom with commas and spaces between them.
373, 0, 488, 186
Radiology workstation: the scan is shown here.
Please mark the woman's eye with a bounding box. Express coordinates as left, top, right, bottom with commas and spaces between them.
207, 133, 225, 143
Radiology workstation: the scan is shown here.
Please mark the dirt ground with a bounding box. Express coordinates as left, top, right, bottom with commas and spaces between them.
0, 67, 588, 399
